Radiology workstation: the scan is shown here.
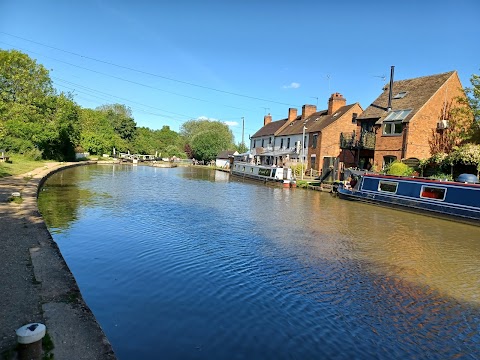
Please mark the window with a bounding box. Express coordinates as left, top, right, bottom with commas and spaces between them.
310, 156, 316, 170
312, 134, 318, 149
304, 135, 307, 148
261, 139, 264, 147
287, 138, 291, 148
420, 186, 446, 200
384, 109, 412, 121
280, 139, 284, 149
378, 181, 398, 193
383, 121, 403, 135
393, 91, 408, 99
383, 156, 397, 169
269, 137, 272, 144
253, 140, 257, 148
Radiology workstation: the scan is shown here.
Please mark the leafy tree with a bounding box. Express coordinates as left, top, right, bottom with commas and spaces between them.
429, 99, 475, 155
97, 104, 137, 142
79, 108, 119, 155
465, 73, 480, 123
235, 142, 248, 154
0, 49, 79, 160
180, 119, 234, 161
0, 49, 54, 104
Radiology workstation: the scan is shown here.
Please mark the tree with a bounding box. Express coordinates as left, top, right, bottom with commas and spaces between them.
0, 49, 53, 104
180, 119, 234, 161
465, 73, 480, 123
79, 108, 119, 155
96, 104, 137, 143
235, 142, 248, 154
0, 49, 79, 160
429, 99, 475, 155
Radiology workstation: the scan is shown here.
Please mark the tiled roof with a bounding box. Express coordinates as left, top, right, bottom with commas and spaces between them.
278, 104, 358, 135
216, 150, 236, 159
358, 71, 456, 124
251, 119, 287, 137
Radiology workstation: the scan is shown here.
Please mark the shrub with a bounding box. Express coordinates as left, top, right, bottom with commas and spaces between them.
386, 161, 414, 176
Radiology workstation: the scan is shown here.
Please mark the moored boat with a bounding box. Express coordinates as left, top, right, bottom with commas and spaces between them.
336, 170, 480, 225
230, 161, 296, 188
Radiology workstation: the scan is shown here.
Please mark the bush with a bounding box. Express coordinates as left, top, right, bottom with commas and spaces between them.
428, 172, 454, 181
23, 148, 43, 161
290, 164, 303, 177
386, 161, 414, 176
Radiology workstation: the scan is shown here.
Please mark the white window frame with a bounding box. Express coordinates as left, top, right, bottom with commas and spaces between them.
378, 180, 398, 194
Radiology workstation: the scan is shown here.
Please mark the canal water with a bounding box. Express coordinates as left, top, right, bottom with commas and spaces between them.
38, 164, 480, 359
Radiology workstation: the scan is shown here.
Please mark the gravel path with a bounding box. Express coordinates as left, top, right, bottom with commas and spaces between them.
0, 162, 116, 359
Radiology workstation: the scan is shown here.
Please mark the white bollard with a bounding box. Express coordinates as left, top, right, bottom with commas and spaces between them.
16, 323, 46, 360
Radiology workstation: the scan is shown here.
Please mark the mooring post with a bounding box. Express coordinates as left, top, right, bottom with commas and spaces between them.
16, 323, 46, 360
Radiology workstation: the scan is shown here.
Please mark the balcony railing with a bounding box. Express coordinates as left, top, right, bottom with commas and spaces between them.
340, 131, 376, 150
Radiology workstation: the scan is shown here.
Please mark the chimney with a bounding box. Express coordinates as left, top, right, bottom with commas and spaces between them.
301, 104, 317, 120
387, 65, 395, 112
264, 113, 272, 126
328, 92, 346, 115
288, 108, 298, 123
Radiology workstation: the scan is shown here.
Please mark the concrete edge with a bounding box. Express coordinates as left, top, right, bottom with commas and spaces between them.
28, 161, 116, 359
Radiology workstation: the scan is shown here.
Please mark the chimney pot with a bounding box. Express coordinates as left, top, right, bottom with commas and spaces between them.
288, 108, 298, 123
328, 92, 346, 115
264, 113, 272, 126
301, 104, 317, 120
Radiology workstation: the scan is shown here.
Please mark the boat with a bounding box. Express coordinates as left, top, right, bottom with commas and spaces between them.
230, 161, 296, 188
336, 170, 480, 225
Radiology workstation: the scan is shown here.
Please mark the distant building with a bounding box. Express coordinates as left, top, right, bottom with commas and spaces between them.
216, 150, 238, 168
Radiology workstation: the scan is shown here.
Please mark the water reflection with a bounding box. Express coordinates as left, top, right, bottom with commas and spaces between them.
38, 165, 480, 359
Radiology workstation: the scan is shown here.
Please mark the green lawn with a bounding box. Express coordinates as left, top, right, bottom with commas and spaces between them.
0, 154, 47, 178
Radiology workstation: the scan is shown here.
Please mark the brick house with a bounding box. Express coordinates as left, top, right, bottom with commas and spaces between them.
250, 93, 362, 176
341, 70, 466, 170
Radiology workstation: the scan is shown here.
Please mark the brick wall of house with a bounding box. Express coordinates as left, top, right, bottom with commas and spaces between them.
373, 73, 465, 168
405, 73, 464, 160
373, 134, 404, 169
309, 103, 362, 172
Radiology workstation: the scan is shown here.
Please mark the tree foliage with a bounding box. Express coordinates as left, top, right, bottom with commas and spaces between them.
96, 104, 137, 142
0, 49, 80, 160
429, 99, 475, 155
181, 119, 234, 161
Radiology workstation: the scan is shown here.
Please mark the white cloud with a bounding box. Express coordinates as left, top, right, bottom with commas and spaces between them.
224, 121, 239, 127
197, 116, 219, 121
282, 82, 300, 89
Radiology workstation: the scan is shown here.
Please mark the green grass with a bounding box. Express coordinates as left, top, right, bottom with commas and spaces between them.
0, 154, 47, 178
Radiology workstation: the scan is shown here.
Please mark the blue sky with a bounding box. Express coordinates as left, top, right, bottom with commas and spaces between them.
1, 0, 479, 145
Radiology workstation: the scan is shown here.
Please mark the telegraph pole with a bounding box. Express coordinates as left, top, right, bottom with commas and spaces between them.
241, 117, 245, 146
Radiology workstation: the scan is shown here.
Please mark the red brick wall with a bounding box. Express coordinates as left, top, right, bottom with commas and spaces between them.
373, 72, 465, 168
309, 103, 362, 171
405, 73, 465, 160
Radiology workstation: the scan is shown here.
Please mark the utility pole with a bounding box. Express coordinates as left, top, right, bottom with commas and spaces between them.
301, 125, 307, 180
241, 117, 245, 146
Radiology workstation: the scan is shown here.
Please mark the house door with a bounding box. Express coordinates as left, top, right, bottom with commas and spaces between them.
322, 156, 337, 182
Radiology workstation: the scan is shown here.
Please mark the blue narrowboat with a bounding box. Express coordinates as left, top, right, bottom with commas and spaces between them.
336, 172, 480, 226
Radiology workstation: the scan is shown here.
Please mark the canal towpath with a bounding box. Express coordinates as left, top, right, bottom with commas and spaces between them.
0, 161, 115, 359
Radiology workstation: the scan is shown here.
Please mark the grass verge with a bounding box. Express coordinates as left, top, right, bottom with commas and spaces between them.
0, 154, 47, 178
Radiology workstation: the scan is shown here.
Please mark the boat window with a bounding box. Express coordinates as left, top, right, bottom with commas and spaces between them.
420, 186, 446, 201
378, 180, 398, 193
251, 167, 254, 173
272, 169, 276, 177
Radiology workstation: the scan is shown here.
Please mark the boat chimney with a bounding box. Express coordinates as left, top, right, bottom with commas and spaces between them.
387, 65, 395, 112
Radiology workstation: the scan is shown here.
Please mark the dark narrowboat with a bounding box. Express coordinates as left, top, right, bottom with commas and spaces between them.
337, 172, 480, 226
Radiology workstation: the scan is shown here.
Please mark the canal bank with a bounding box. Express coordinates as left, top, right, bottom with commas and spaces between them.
0, 161, 115, 359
